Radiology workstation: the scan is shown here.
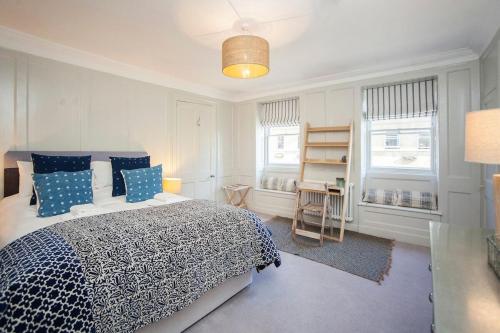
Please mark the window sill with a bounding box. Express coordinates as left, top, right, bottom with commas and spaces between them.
366, 170, 437, 180
263, 165, 300, 174
254, 188, 296, 197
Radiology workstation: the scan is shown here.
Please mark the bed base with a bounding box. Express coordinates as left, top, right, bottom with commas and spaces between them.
138, 272, 252, 333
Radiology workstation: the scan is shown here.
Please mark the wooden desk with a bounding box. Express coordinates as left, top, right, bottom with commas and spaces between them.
429, 222, 500, 333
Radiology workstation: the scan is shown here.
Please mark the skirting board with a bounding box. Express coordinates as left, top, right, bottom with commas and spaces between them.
138, 271, 252, 333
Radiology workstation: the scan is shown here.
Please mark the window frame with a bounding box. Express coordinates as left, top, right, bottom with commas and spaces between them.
366, 116, 437, 175
264, 125, 301, 169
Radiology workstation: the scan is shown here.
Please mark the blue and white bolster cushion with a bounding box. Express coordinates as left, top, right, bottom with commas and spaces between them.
121, 165, 163, 203
32, 169, 93, 217
0, 200, 281, 332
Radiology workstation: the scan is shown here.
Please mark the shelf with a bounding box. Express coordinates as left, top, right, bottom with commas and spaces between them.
305, 142, 348, 147
294, 228, 321, 240
300, 203, 324, 212
297, 181, 344, 195
307, 126, 350, 133
303, 159, 347, 165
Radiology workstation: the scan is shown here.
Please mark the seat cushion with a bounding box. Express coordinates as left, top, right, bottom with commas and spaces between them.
261, 176, 296, 192
362, 188, 398, 206
397, 190, 437, 210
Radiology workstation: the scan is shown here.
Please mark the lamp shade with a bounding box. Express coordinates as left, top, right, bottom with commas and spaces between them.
222, 35, 269, 79
162, 177, 182, 194
465, 109, 500, 164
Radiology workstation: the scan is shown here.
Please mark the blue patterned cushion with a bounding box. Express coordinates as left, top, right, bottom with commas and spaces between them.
30, 153, 91, 205
32, 170, 93, 217
110, 156, 150, 197
121, 165, 163, 203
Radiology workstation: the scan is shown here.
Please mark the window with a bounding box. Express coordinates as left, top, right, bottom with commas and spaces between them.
418, 133, 431, 150
277, 135, 284, 149
266, 126, 300, 165
364, 77, 438, 173
260, 97, 300, 167
384, 134, 400, 149
368, 116, 435, 171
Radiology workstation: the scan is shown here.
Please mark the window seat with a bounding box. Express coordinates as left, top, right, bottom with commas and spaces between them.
358, 201, 442, 246
252, 188, 296, 218
358, 201, 442, 216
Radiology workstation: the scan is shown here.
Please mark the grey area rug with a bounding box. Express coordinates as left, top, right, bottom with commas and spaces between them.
264, 217, 394, 283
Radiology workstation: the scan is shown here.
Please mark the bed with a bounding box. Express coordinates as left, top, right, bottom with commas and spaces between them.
0, 151, 281, 333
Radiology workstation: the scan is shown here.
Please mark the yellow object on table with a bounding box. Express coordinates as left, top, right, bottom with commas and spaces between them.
163, 178, 182, 194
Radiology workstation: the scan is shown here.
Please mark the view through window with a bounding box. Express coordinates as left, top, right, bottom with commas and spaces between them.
267, 126, 300, 165
369, 116, 434, 170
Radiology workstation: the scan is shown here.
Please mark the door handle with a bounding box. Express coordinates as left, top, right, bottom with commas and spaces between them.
210, 175, 215, 178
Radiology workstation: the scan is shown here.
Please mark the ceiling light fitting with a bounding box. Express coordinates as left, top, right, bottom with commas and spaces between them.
222, 34, 269, 79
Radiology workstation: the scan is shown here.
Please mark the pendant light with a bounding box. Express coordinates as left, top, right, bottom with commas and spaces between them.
222, 34, 269, 79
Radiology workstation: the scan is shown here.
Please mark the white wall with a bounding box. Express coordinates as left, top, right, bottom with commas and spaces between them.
480, 29, 500, 230
0, 40, 487, 246
0, 47, 235, 201
233, 60, 481, 245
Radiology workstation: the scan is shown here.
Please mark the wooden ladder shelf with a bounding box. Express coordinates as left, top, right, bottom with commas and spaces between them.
292, 122, 353, 244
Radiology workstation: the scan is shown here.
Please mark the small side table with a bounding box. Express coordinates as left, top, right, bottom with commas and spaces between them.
223, 184, 251, 208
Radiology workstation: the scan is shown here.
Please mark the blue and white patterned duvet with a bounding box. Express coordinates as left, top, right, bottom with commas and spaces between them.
0, 200, 281, 333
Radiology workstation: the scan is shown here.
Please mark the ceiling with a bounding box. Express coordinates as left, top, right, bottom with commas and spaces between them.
0, 0, 499, 100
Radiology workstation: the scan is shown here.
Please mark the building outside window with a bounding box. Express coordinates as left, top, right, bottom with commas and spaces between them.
266, 125, 300, 165
384, 134, 400, 149
418, 132, 431, 150
369, 117, 434, 170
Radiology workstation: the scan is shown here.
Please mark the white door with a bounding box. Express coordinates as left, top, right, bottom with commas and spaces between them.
176, 101, 216, 200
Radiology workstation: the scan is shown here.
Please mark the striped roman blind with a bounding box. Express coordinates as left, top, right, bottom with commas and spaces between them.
260, 97, 300, 127
363, 77, 438, 120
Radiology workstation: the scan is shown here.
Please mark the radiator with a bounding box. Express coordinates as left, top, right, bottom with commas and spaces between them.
303, 183, 354, 222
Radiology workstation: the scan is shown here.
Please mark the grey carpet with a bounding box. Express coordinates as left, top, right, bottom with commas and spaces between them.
186, 244, 433, 333
264, 217, 394, 282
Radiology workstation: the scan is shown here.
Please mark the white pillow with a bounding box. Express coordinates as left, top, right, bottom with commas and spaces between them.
17, 161, 34, 198
284, 179, 296, 192
91, 161, 113, 189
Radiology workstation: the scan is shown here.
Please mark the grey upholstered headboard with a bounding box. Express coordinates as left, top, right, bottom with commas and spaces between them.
3, 151, 148, 198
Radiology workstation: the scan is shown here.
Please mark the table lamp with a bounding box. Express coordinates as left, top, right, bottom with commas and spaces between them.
465, 108, 500, 277
163, 177, 182, 194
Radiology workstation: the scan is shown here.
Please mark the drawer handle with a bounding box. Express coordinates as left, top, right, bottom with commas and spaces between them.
429, 292, 433, 303
428, 263, 432, 272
